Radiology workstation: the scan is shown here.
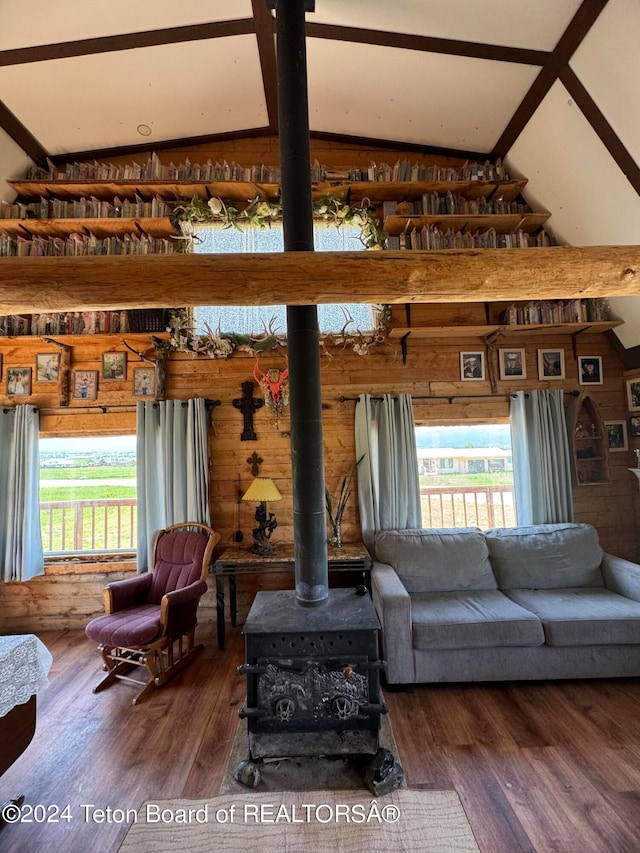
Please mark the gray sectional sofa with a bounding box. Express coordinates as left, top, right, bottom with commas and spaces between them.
371, 523, 640, 684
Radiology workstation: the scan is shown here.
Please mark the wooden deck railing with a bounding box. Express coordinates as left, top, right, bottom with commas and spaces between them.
420, 485, 516, 529
41, 498, 137, 552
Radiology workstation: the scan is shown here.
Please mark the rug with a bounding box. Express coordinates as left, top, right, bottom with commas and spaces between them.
219, 713, 403, 794
119, 789, 480, 852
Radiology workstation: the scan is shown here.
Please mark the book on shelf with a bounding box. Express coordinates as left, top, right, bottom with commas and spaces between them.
499, 298, 608, 326
23, 155, 511, 187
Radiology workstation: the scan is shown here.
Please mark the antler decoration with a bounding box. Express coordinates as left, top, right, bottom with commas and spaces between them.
253, 358, 289, 428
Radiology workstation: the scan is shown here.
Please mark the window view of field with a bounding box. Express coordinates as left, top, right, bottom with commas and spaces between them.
416, 424, 516, 529
40, 435, 137, 553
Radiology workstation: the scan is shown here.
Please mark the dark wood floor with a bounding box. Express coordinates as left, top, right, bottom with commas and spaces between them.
2, 627, 640, 852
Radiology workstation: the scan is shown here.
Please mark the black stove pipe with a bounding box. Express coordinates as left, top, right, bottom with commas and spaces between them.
273, 0, 328, 607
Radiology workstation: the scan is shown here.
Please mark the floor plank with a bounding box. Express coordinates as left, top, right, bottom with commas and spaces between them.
1, 627, 640, 852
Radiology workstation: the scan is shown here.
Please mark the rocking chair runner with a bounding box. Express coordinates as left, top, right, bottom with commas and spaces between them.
85, 522, 220, 704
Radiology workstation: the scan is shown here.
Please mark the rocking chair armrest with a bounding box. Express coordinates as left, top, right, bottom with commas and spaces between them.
160, 580, 208, 636
163, 580, 208, 608
104, 573, 154, 613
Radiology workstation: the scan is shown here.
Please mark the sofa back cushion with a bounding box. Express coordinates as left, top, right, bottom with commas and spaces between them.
485, 523, 604, 589
374, 528, 498, 593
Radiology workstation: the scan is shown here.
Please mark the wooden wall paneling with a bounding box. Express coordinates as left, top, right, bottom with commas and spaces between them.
1, 136, 638, 626
1, 323, 637, 628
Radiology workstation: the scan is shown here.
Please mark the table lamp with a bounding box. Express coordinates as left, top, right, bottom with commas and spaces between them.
241, 477, 283, 555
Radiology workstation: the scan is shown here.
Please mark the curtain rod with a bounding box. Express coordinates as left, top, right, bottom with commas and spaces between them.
4, 399, 221, 416
339, 391, 581, 403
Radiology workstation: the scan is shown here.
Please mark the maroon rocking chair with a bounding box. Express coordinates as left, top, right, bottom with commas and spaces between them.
85, 522, 220, 704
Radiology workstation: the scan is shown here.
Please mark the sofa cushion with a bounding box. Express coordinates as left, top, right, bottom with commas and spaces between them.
411, 590, 545, 651
485, 523, 604, 589
374, 528, 497, 593
505, 588, 640, 646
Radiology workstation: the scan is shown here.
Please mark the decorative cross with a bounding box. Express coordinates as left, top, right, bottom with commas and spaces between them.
232, 380, 264, 441
246, 451, 263, 477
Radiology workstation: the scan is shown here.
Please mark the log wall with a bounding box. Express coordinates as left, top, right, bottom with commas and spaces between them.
0, 137, 637, 630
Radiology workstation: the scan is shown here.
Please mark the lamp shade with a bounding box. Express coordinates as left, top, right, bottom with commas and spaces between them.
241, 477, 283, 503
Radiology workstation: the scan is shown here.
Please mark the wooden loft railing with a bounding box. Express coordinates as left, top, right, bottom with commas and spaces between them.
0, 246, 639, 313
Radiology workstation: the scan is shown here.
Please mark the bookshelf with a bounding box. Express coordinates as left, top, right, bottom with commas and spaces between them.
3, 154, 541, 254
388, 321, 623, 364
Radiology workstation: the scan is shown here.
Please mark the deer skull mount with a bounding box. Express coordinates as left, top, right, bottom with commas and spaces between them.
253, 359, 289, 428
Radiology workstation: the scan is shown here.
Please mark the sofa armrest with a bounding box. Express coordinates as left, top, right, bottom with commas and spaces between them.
371, 561, 414, 684
104, 573, 153, 614
602, 553, 640, 602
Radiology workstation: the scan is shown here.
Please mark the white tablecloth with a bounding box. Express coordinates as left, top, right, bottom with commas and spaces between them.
0, 635, 53, 717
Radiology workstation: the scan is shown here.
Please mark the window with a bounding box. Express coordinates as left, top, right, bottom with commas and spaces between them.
40, 435, 136, 555
192, 221, 377, 336
416, 423, 516, 529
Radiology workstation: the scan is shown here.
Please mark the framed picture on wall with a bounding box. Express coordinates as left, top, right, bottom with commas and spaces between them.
6, 367, 31, 396
630, 416, 640, 437
36, 352, 60, 382
102, 351, 127, 380
132, 367, 156, 397
72, 370, 98, 401
499, 348, 526, 380
537, 348, 565, 380
460, 351, 485, 381
626, 379, 640, 412
578, 355, 603, 385
604, 420, 628, 451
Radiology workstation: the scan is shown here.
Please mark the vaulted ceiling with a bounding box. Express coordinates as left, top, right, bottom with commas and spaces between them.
1, 1, 639, 348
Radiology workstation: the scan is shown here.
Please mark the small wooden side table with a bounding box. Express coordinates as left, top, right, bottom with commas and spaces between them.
213, 541, 372, 649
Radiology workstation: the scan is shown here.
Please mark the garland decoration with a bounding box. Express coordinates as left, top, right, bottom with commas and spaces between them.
169, 194, 386, 251
163, 307, 391, 360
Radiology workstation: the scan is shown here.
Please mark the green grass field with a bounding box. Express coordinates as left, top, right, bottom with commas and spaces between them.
40, 465, 137, 551
419, 471, 514, 488
40, 485, 136, 501
40, 465, 136, 480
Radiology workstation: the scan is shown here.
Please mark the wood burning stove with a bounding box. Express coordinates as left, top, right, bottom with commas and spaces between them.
238, 589, 386, 759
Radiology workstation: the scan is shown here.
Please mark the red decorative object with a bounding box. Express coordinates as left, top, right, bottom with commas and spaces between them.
253, 359, 289, 426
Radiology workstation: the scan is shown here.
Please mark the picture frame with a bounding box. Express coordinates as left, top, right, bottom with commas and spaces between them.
537, 348, 565, 380
499, 348, 526, 380
36, 352, 60, 382
6, 367, 31, 396
460, 351, 485, 381
72, 370, 98, 401
132, 367, 156, 397
630, 416, 640, 437
578, 355, 603, 385
627, 379, 640, 412
101, 351, 127, 381
604, 420, 628, 452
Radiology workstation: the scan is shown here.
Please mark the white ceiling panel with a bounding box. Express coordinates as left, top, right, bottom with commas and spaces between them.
0, 37, 267, 155
0, 126, 34, 201
606, 296, 640, 348
306, 39, 538, 151
312, 0, 582, 50
571, 0, 640, 167
506, 80, 640, 247
0, 0, 253, 50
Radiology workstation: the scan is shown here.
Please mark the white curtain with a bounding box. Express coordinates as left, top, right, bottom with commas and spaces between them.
355, 393, 421, 553
136, 399, 211, 572
0, 405, 44, 582
510, 389, 574, 525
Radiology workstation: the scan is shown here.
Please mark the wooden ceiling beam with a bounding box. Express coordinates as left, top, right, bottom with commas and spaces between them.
0, 20, 255, 67
0, 247, 639, 313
